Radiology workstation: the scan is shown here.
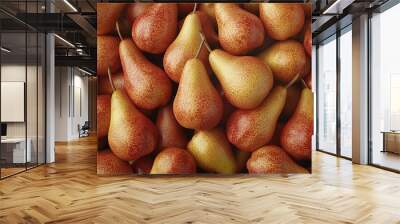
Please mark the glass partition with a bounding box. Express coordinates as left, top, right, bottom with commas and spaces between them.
317, 35, 337, 154
339, 27, 353, 158
370, 3, 400, 171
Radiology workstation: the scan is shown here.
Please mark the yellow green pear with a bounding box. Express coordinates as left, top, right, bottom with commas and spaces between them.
108, 89, 158, 161
188, 128, 236, 174
209, 49, 273, 109
163, 13, 209, 82
226, 86, 288, 152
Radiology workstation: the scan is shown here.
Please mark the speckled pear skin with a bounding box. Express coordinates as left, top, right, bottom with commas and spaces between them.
163, 13, 209, 83
247, 145, 308, 174
120, 39, 172, 110
131, 3, 178, 54
98, 71, 125, 95
97, 3, 126, 35
97, 36, 121, 76
108, 89, 158, 161
280, 88, 313, 162
97, 95, 111, 140
259, 3, 305, 41
188, 128, 237, 174
126, 3, 153, 23
215, 3, 264, 55
97, 150, 133, 176
196, 11, 219, 48
258, 40, 306, 83
173, 59, 223, 130
156, 105, 188, 151
209, 49, 273, 110
150, 148, 197, 174
227, 86, 287, 152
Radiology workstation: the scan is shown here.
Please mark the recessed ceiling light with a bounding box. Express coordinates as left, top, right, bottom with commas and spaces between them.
63, 0, 78, 12
54, 34, 75, 48
1, 47, 11, 53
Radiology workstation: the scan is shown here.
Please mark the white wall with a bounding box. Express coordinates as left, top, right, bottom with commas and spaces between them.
54, 67, 89, 141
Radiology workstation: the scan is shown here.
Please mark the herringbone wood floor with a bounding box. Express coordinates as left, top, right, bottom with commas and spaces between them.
0, 136, 399, 224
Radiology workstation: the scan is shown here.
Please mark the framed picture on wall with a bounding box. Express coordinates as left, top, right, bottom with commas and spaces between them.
96, 3, 313, 176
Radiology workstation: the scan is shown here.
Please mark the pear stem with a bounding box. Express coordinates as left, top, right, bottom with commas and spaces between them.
199, 33, 212, 53
195, 34, 205, 59
192, 3, 197, 13
300, 78, 309, 89
107, 67, 116, 92
115, 21, 123, 41
285, 73, 300, 89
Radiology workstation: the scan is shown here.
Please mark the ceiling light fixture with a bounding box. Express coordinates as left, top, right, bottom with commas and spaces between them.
1, 47, 11, 53
54, 33, 75, 48
78, 67, 93, 76
63, 0, 78, 12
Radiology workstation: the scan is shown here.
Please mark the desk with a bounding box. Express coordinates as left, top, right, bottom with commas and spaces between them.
1, 138, 31, 163
381, 131, 400, 154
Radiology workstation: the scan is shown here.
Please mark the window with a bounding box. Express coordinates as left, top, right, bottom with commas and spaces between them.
317, 36, 337, 154
370, 3, 400, 171
339, 27, 352, 158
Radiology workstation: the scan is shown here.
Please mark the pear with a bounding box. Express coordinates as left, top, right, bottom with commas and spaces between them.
97, 36, 121, 76
120, 39, 172, 110
209, 49, 273, 109
97, 150, 133, 176
97, 95, 111, 140
163, 13, 209, 82
173, 58, 223, 130
199, 3, 216, 22
280, 88, 313, 162
178, 3, 195, 18
98, 71, 124, 95
235, 149, 251, 173
150, 147, 197, 174
280, 83, 301, 121
131, 3, 177, 54
269, 122, 285, 146
131, 155, 154, 174
304, 23, 312, 56
156, 105, 188, 150
258, 40, 306, 83
259, 3, 305, 41
188, 128, 236, 174
97, 3, 126, 35
304, 74, 312, 89
303, 3, 312, 19
196, 11, 219, 48
126, 3, 153, 23
226, 86, 288, 152
214, 3, 264, 55
247, 145, 308, 174
108, 89, 158, 161
242, 3, 259, 15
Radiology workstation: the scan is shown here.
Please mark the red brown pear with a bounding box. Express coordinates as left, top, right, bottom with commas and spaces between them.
259, 3, 305, 41
97, 36, 121, 76
247, 145, 308, 174
280, 87, 313, 162
215, 3, 264, 55
173, 57, 223, 130
131, 3, 177, 54
226, 85, 289, 152
150, 147, 197, 174
209, 49, 273, 109
97, 3, 126, 35
156, 105, 188, 150
97, 150, 133, 176
108, 89, 158, 161
258, 40, 306, 83
119, 39, 172, 110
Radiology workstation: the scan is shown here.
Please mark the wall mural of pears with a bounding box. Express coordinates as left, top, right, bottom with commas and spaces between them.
97, 3, 313, 176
